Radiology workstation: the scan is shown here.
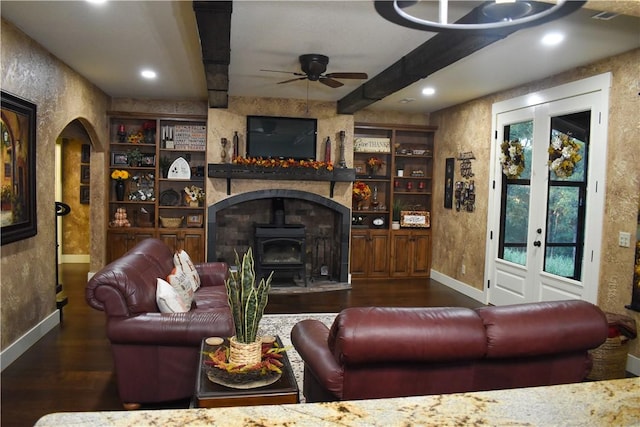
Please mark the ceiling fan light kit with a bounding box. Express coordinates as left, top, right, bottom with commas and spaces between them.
375, 0, 586, 32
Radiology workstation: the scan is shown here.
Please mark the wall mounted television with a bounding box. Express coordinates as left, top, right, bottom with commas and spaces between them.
246, 115, 317, 160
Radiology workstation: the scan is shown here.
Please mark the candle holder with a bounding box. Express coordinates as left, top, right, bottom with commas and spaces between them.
337, 130, 347, 168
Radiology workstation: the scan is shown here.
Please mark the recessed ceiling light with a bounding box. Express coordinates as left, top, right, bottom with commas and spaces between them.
86, 0, 107, 4
541, 32, 564, 46
421, 87, 436, 96
140, 69, 157, 79
399, 98, 415, 104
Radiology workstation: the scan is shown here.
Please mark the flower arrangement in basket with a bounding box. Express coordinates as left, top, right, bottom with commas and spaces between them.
366, 156, 384, 174
499, 139, 525, 179
548, 134, 582, 179
184, 185, 204, 206
352, 181, 371, 202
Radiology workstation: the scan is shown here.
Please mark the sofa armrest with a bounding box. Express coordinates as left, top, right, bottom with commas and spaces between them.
291, 319, 344, 399
107, 311, 234, 346
196, 262, 229, 287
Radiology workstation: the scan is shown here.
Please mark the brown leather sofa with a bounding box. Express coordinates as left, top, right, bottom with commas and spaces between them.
291, 300, 608, 403
86, 238, 234, 408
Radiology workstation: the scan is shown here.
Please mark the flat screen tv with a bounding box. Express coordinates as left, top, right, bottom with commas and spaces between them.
246, 115, 317, 160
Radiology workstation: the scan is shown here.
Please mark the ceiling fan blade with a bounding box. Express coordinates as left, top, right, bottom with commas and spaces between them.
319, 77, 344, 88
324, 72, 368, 80
278, 76, 308, 84
261, 69, 306, 76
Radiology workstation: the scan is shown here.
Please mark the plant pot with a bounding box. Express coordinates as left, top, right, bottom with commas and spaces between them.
229, 336, 262, 366
189, 200, 200, 208
392, 221, 400, 230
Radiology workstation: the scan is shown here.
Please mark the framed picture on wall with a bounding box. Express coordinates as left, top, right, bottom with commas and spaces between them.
80, 164, 90, 184
444, 157, 454, 209
80, 185, 90, 204
81, 144, 90, 163
1, 91, 38, 245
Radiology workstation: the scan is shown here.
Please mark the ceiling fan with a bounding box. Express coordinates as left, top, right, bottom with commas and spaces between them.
261, 54, 368, 88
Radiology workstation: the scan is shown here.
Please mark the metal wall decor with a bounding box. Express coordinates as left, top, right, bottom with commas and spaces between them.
444, 157, 454, 209
455, 180, 475, 212
457, 151, 475, 178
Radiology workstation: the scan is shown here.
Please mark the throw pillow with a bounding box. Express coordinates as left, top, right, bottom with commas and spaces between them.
167, 267, 195, 308
174, 249, 201, 291
156, 278, 189, 313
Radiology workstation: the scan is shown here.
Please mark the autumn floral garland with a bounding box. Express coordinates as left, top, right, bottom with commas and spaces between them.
233, 156, 334, 171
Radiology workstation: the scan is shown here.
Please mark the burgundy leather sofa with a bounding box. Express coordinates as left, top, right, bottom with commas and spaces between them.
291, 300, 608, 403
86, 238, 234, 408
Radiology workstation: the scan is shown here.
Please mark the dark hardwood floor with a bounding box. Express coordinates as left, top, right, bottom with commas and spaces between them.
1, 263, 484, 427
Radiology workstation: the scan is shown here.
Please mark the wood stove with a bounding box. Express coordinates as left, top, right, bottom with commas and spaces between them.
254, 224, 307, 285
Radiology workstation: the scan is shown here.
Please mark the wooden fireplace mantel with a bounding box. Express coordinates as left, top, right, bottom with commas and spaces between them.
207, 163, 356, 197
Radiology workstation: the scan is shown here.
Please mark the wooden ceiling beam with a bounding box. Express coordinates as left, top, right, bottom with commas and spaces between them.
193, 1, 232, 108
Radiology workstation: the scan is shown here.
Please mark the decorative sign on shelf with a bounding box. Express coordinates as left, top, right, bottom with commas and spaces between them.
457, 151, 475, 178
354, 137, 391, 153
400, 210, 431, 228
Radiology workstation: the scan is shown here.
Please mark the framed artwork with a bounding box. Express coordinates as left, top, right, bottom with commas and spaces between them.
111, 152, 128, 166
400, 210, 430, 228
187, 213, 203, 228
444, 157, 454, 209
79, 185, 90, 204
140, 153, 156, 167
1, 91, 37, 245
81, 143, 90, 163
80, 164, 90, 184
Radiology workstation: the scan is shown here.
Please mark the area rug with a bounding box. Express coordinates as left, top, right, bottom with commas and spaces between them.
257, 312, 337, 402
269, 279, 351, 295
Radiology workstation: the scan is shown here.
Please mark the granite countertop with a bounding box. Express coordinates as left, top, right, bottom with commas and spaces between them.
35, 377, 639, 427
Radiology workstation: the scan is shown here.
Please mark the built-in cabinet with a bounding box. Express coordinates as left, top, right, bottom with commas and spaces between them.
106, 113, 207, 263
350, 123, 436, 279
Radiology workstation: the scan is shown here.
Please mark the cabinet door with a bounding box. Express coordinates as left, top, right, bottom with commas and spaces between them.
411, 231, 431, 277
349, 231, 369, 277
390, 230, 412, 277
107, 230, 155, 263
369, 231, 390, 277
158, 230, 205, 262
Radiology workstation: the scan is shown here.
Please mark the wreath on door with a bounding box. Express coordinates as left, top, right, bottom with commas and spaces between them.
500, 139, 525, 179
548, 134, 582, 179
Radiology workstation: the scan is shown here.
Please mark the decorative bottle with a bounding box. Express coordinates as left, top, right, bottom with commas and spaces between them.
233, 131, 239, 159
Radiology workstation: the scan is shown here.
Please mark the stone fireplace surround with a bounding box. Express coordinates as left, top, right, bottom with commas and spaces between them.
207, 189, 351, 283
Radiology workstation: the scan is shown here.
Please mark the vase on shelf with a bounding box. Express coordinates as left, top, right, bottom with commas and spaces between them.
115, 179, 125, 201
189, 200, 200, 208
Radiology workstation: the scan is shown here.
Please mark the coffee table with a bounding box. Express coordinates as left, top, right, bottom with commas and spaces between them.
193, 336, 299, 408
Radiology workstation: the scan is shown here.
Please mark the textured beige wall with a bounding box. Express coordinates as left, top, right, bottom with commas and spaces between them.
0, 20, 109, 350
431, 48, 640, 357
61, 138, 90, 255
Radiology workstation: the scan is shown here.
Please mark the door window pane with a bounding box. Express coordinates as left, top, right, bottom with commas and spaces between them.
546, 186, 579, 244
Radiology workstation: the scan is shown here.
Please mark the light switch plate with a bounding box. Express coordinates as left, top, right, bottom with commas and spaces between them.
618, 231, 631, 248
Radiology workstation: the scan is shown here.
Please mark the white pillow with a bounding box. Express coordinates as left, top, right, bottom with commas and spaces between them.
167, 267, 195, 308
174, 250, 201, 292
156, 278, 189, 313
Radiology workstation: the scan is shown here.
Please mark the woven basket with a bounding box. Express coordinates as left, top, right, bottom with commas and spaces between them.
159, 216, 183, 228
228, 336, 262, 366
587, 336, 629, 380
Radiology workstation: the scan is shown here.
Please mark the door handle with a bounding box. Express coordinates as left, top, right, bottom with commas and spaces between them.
533, 240, 541, 247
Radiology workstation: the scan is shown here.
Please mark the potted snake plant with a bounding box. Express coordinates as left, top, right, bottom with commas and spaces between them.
225, 247, 274, 365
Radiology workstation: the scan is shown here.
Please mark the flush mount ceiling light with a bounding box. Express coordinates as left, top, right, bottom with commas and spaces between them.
374, 0, 586, 32
140, 69, 157, 79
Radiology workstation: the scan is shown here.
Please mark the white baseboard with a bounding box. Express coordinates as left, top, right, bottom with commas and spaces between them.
60, 254, 90, 263
626, 353, 640, 376
0, 310, 60, 371
431, 269, 486, 303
